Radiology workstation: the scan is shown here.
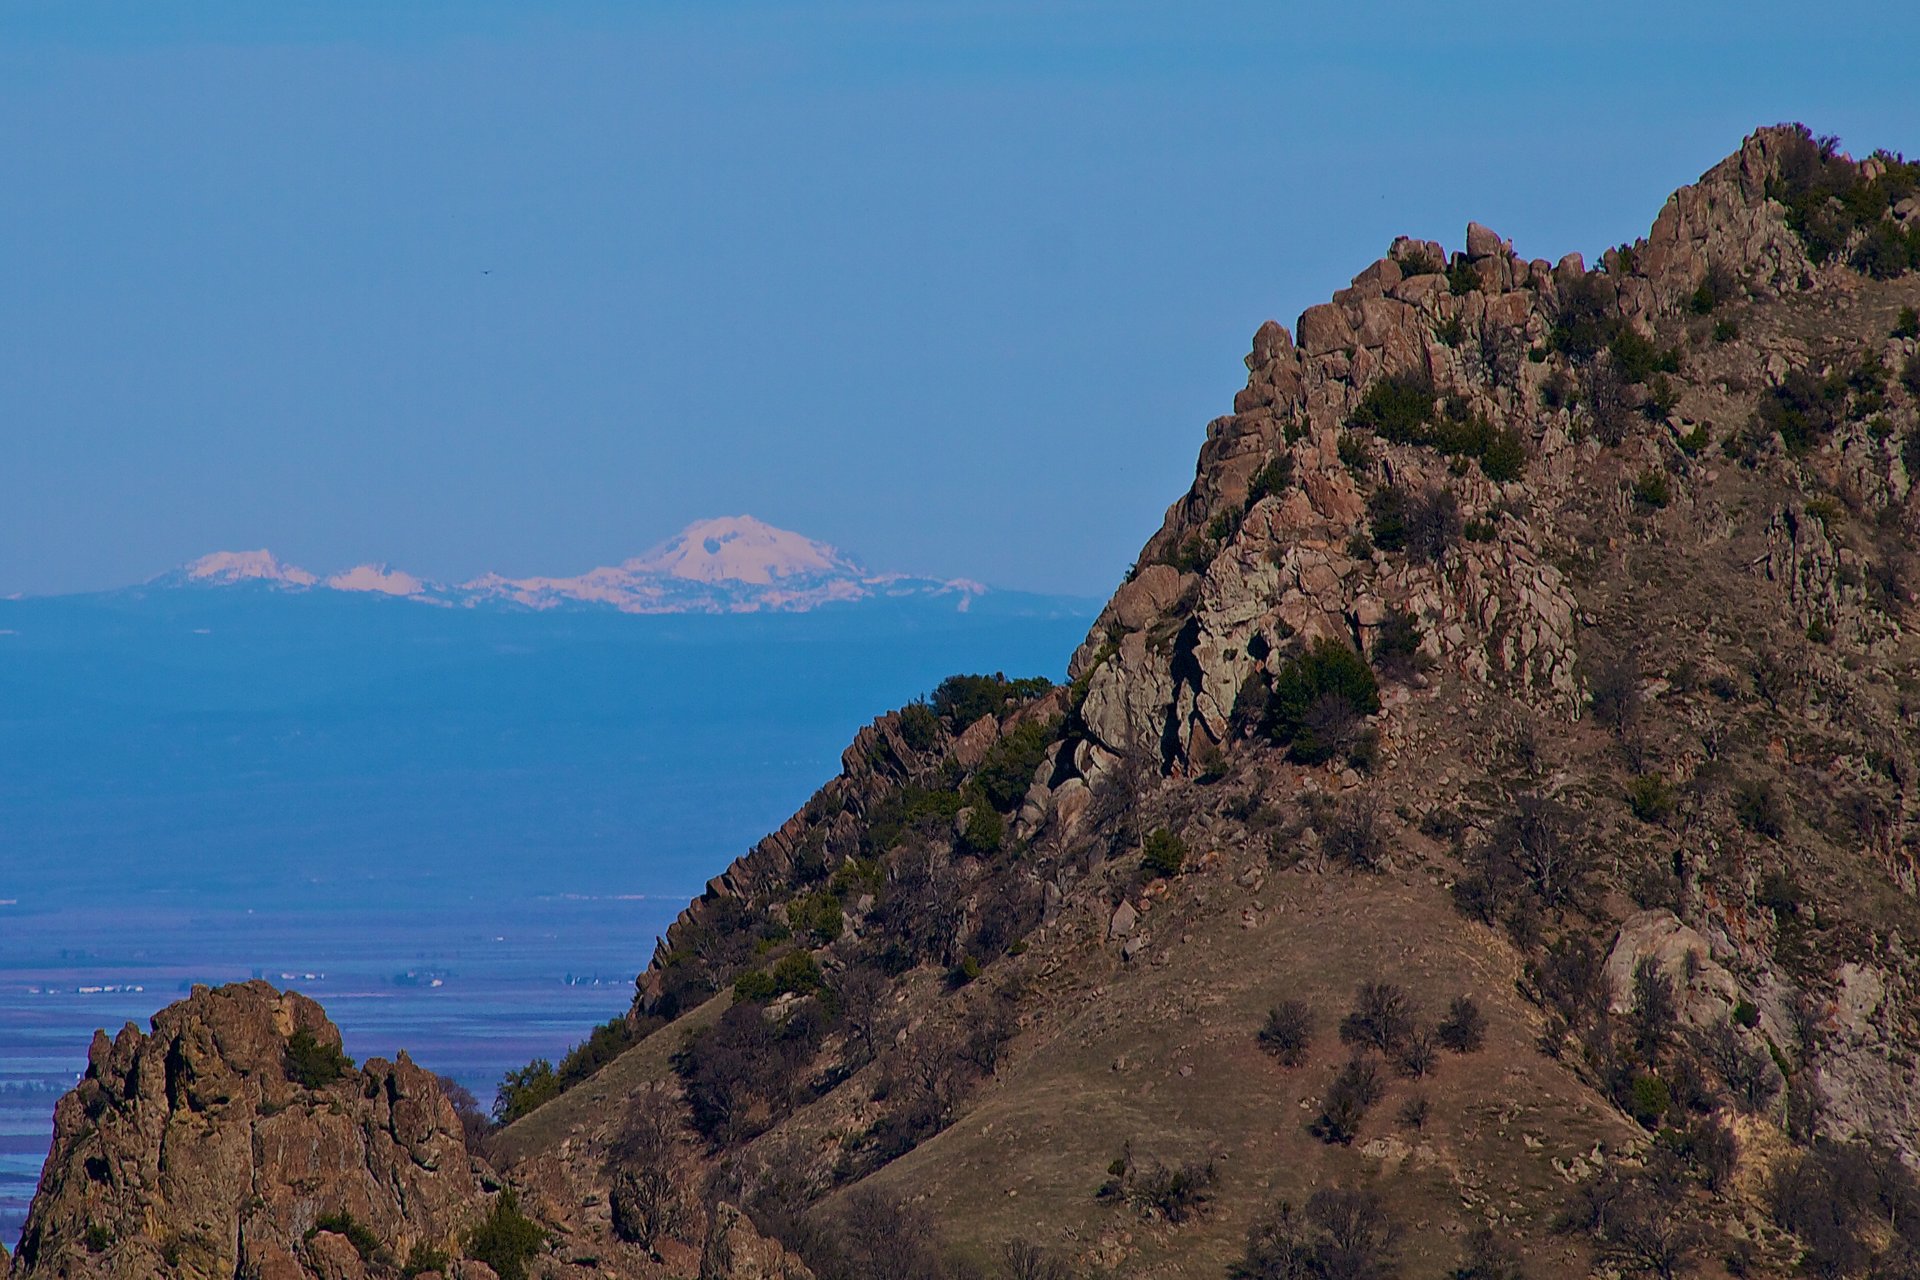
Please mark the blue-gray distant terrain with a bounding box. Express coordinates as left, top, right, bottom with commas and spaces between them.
0, 522, 1097, 1246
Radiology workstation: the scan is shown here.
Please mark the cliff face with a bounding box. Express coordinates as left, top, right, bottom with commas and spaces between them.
11, 983, 487, 1280
18, 124, 1920, 1280
1065, 126, 1821, 778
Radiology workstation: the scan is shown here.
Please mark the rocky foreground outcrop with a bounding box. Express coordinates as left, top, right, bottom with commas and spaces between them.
10, 983, 488, 1280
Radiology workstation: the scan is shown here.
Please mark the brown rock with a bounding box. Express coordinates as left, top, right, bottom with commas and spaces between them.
1109, 563, 1187, 631
1247, 318, 1294, 367
11, 983, 485, 1280
1350, 258, 1402, 290
1297, 303, 1355, 355
700, 1204, 815, 1280
1465, 221, 1506, 259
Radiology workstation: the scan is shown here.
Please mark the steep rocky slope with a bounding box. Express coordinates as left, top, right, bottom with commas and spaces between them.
16, 124, 1920, 1280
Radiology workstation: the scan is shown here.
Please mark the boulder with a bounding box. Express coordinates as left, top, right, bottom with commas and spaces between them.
1466, 221, 1506, 259
1108, 563, 1187, 631
1247, 318, 1294, 367
700, 1203, 815, 1280
1604, 910, 1739, 1025
1297, 303, 1356, 355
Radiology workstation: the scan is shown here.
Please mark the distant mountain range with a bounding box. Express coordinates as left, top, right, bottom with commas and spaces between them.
109, 516, 1081, 616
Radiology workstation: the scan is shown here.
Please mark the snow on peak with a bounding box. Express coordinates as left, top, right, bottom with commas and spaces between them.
623, 516, 856, 585
324, 564, 427, 596
154, 517, 993, 615
183, 550, 317, 587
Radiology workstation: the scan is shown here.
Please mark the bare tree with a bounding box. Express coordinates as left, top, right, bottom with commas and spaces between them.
834, 966, 889, 1066
605, 1085, 689, 1254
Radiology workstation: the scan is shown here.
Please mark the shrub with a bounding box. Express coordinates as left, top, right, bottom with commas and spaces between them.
1098, 1146, 1216, 1224
1628, 1074, 1672, 1128
930, 673, 1051, 728
1713, 318, 1740, 343
960, 803, 1005, 854
1317, 794, 1386, 872
1234, 1188, 1401, 1280
1733, 999, 1760, 1029
1478, 425, 1526, 481
1447, 258, 1479, 296
897, 700, 940, 751
1896, 306, 1920, 340
1454, 1225, 1527, 1280
1608, 327, 1680, 384
401, 1243, 450, 1279
465, 1191, 546, 1280
1349, 371, 1436, 441
1340, 982, 1415, 1055
673, 1000, 821, 1145
1141, 827, 1187, 878
1904, 352, 1920, 397
975, 717, 1060, 811
1246, 453, 1295, 508
1259, 1000, 1314, 1067
493, 1059, 560, 1124
1626, 774, 1676, 824
1434, 314, 1466, 346
1367, 485, 1409, 552
1311, 1055, 1384, 1144
1644, 373, 1681, 420
1588, 655, 1640, 736
1264, 639, 1381, 765
1688, 265, 1733, 314
1168, 534, 1211, 573
1733, 778, 1786, 838
788, 890, 845, 944
1756, 366, 1847, 453
307, 1213, 381, 1265
946, 954, 982, 988
1552, 273, 1619, 362
1437, 995, 1486, 1053
1128, 1158, 1216, 1224
1394, 1027, 1438, 1079
1406, 487, 1462, 562
1399, 246, 1443, 276
83, 1224, 113, 1254
1630, 956, 1679, 1058
1468, 792, 1591, 912
999, 1240, 1072, 1280
1398, 1093, 1430, 1130
1370, 606, 1424, 679
285, 1029, 353, 1089
1337, 431, 1373, 471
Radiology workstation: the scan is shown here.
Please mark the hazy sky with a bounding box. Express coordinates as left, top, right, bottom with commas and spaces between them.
4, 2, 1916, 596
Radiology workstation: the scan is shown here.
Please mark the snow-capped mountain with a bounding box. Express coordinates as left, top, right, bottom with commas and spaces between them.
136, 516, 1006, 615
168, 549, 319, 588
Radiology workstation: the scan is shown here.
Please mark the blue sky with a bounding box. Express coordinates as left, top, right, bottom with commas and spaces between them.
3, 2, 1916, 596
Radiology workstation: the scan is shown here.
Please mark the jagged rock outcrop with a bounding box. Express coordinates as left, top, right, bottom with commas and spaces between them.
1058, 126, 1850, 787
10, 983, 487, 1280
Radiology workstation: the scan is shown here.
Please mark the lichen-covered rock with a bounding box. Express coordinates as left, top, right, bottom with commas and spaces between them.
10, 982, 484, 1280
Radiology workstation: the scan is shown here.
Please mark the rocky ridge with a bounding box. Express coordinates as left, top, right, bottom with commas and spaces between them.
17, 124, 1920, 1279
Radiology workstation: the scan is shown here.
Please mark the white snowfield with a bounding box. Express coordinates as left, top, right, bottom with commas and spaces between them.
152, 516, 987, 615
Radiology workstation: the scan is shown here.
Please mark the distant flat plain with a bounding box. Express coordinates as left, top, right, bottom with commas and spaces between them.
0, 589, 1093, 1245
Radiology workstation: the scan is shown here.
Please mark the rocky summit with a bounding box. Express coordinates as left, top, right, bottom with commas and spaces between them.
16, 123, 1920, 1279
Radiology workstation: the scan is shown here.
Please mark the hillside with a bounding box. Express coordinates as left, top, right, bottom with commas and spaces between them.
14, 123, 1920, 1280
